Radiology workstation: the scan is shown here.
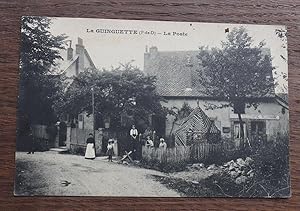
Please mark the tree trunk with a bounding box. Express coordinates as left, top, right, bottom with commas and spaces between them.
237, 112, 244, 149
168, 117, 178, 138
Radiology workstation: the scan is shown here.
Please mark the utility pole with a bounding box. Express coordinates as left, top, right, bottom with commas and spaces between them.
91, 87, 96, 154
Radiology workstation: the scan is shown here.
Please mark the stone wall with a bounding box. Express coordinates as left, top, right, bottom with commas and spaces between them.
66, 127, 103, 155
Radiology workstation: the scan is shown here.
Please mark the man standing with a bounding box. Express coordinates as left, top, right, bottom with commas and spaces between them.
129, 125, 139, 160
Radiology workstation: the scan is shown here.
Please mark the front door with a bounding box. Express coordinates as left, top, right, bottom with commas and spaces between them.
233, 121, 247, 148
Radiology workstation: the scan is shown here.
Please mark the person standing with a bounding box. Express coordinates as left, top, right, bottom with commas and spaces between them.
159, 138, 167, 150
85, 133, 96, 159
107, 139, 114, 162
129, 125, 139, 160
145, 136, 154, 148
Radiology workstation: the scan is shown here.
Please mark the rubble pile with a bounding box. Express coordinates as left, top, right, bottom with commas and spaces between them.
222, 157, 254, 184
188, 163, 205, 170
186, 157, 255, 185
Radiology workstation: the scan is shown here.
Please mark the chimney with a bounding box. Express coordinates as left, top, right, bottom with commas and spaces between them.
67, 40, 73, 60
149, 46, 158, 55
144, 46, 159, 75
75, 37, 84, 72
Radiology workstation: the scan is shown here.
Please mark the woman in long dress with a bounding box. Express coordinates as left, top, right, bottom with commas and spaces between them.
85, 133, 96, 159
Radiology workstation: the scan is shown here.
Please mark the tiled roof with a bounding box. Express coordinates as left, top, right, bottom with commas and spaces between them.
144, 50, 205, 97
144, 48, 275, 98
276, 93, 288, 104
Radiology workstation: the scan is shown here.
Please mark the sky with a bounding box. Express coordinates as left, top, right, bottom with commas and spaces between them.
49, 17, 288, 93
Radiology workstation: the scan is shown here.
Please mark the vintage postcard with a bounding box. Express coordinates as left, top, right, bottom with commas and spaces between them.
15, 17, 290, 197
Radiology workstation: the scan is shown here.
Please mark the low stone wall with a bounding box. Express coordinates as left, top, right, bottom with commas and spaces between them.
66, 127, 103, 155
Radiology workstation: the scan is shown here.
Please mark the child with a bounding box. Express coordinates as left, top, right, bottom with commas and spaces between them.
145, 136, 154, 148
107, 139, 114, 162
159, 138, 167, 150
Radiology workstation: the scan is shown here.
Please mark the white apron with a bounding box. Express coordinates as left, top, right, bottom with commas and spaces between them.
85, 143, 95, 159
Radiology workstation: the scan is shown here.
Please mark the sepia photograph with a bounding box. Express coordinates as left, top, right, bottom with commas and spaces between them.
15, 16, 289, 197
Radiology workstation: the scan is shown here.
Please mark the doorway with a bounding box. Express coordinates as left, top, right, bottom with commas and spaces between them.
233, 121, 247, 148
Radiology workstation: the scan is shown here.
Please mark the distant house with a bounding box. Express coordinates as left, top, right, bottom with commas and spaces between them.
144, 46, 289, 145
58, 37, 96, 130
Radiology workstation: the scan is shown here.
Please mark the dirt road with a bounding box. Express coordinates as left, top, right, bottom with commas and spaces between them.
14, 152, 180, 196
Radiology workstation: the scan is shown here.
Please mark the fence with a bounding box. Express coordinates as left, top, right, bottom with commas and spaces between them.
32, 124, 49, 139
142, 142, 236, 165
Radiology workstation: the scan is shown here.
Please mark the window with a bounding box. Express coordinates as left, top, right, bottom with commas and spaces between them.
251, 121, 266, 135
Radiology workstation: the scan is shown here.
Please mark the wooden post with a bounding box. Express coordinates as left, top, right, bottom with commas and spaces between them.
91, 87, 96, 155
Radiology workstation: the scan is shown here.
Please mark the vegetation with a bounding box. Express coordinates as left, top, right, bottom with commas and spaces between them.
18, 16, 66, 128
152, 136, 289, 197
55, 63, 167, 129
197, 27, 274, 148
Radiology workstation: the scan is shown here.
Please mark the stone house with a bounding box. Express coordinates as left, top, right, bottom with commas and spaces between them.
58, 37, 96, 130
144, 46, 289, 145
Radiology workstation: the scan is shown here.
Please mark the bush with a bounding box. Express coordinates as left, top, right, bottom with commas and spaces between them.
250, 135, 290, 197
209, 135, 290, 197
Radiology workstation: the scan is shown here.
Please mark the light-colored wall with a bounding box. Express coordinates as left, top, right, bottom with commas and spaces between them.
83, 53, 92, 69
65, 51, 93, 78
78, 112, 94, 130
64, 46, 95, 130
162, 98, 289, 140
65, 60, 77, 78
83, 113, 94, 130
66, 127, 103, 155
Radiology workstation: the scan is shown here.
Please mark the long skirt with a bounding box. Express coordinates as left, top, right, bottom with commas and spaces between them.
85, 143, 95, 159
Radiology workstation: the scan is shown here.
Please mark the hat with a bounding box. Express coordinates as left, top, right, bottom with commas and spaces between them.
160, 138, 164, 142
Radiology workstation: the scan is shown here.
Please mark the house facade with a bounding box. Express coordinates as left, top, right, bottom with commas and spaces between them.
59, 37, 96, 130
144, 46, 289, 144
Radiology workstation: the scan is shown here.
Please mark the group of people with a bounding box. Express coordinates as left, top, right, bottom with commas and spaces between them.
130, 124, 167, 160
84, 124, 168, 161
145, 135, 167, 149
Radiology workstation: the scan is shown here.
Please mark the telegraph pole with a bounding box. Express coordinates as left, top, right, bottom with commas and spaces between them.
91, 87, 96, 154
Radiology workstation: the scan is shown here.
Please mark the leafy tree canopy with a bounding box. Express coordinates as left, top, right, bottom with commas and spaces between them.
56, 63, 167, 128
197, 27, 275, 143
18, 16, 66, 127
197, 27, 275, 110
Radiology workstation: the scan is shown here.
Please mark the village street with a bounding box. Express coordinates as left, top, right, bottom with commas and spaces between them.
14, 152, 180, 196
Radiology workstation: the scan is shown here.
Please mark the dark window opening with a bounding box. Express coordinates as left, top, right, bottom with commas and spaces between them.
251, 121, 266, 135
78, 114, 83, 121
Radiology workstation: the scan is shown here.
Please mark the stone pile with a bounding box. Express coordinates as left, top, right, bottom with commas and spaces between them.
188, 163, 205, 170
187, 157, 254, 185
223, 157, 254, 184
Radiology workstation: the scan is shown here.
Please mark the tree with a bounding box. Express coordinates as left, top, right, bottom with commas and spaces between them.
275, 28, 288, 93
56, 63, 166, 129
197, 27, 274, 148
18, 16, 66, 128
